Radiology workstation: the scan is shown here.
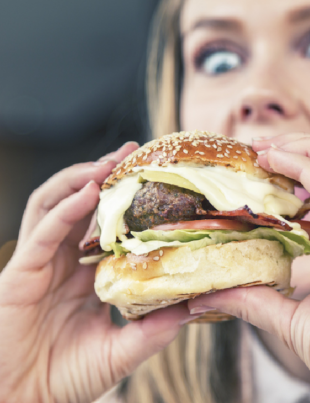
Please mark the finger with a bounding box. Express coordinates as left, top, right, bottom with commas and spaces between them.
18, 160, 116, 244
97, 141, 139, 163
256, 148, 310, 191
188, 286, 299, 352
19, 142, 139, 244
11, 181, 100, 273
252, 133, 310, 152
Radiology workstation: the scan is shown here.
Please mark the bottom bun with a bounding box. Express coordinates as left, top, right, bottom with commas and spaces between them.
95, 239, 292, 322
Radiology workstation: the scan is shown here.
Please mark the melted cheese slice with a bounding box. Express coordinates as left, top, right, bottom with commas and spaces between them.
98, 175, 142, 251
97, 164, 305, 251
134, 165, 302, 216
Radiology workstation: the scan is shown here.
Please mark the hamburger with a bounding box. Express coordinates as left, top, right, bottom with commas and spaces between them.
80, 131, 310, 322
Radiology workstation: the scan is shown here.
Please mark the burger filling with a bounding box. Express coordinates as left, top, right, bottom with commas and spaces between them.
80, 165, 310, 264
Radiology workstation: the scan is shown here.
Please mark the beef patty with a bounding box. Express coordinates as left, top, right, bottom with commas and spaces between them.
124, 181, 213, 231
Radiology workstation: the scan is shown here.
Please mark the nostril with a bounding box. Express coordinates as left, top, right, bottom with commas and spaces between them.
242, 106, 252, 118
267, 103, 283, 114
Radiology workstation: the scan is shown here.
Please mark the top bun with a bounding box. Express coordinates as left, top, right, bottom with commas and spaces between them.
102, 130, 294, 192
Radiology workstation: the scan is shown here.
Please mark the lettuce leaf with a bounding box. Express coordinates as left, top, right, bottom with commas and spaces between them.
110, 242, 129, 258
120, 228, 310, 258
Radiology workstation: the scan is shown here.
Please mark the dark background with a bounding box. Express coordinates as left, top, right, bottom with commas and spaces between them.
0, 0, 159, 246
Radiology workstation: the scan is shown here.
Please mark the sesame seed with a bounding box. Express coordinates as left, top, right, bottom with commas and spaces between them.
159, 250, 164, 256
183, 149, 189, 154
254, 162, 259, 167
173, 150, 177, 155
236, 150, 242, 154
153, 256, 160, 261
217, 154, 224, 158
217, 147, 222, 152
233, 156, 238, 159
143, 155, 147, 160
227, 145, 233, 149
242, 157, 247, 162
143, 262, 148, 269
117, 170, 121, 175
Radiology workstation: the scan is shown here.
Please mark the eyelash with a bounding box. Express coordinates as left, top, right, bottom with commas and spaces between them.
193, 40, 246, 70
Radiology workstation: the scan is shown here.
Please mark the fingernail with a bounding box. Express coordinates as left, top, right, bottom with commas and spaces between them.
84, 180, 96, 188
93, 158, 118, 166
118, 141, 140, 150
256, 149, 268, 156
270, 143, 282, 150
190, 306, 216, 315
179, 315, 203, 326
254, 136, 274, 141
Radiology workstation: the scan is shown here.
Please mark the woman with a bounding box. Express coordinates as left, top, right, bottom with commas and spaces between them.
2, 0, 310, 402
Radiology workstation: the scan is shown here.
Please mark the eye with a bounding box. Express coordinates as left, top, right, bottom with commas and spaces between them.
201, 50, 242, 75
296, 30, 310, 58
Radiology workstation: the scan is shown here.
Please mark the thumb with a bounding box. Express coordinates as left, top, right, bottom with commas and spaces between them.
188, 287, 300, 354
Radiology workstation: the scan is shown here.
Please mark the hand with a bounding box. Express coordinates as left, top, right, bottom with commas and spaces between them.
0, 142, 192, 403
188, 133, 310, 369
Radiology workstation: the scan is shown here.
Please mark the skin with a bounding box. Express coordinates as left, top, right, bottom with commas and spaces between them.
181, 0, 310, 383
0, 142, 196, 403
3, 0, 310, 401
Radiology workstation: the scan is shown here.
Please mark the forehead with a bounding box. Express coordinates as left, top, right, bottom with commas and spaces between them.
181, 0, 310, 33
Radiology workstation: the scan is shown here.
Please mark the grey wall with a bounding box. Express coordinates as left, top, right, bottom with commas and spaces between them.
0, 0, 159, 245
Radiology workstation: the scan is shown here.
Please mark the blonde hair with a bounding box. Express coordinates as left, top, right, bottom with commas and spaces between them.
123, 321, 244, 403
147, 0, 184, 139
119, 1, 249, 402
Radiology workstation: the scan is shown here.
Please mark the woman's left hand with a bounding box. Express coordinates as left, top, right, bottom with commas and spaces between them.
188, 133, 310, 369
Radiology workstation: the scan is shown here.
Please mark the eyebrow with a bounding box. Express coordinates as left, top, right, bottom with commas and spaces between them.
182, 18, 241, 38
289, 6, 310, 23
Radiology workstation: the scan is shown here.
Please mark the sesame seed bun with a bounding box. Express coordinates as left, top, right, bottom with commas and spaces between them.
95, 239, 292, 321
102, 130, 295, 192
95, 131, 295, 323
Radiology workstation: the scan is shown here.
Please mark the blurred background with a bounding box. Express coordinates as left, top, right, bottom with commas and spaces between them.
0, 0, 159, 246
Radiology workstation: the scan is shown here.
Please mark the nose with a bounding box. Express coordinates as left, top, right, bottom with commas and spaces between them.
235, 87, 298, 123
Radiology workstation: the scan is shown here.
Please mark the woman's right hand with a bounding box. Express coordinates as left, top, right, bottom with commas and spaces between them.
188, 133, 310, 370
0, 141, 192, 403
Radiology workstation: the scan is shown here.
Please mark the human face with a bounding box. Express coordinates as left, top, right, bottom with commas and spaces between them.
180, 0, 310, 144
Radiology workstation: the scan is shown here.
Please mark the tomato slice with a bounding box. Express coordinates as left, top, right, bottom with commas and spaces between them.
150, 219, 255, 232
290, 220, 310, 237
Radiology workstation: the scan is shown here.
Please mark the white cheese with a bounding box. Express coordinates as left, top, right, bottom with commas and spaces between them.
97, 175, 142, 251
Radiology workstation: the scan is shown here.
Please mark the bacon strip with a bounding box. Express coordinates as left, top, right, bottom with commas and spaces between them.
203, 205, 292, 231
82, 236, 100, 251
